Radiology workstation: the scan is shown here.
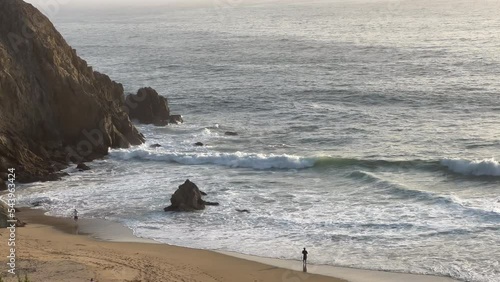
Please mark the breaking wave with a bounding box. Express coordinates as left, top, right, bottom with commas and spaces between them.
440, 158, 500, 177
109, 148, 315, 170
110, 147, 500, 177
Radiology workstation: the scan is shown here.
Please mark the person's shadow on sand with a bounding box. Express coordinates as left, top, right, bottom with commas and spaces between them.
73, 222, 79, 235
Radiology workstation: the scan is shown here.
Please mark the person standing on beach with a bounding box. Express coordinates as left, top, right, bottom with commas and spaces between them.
302, 247, 308, 270
73, 209, 78, 222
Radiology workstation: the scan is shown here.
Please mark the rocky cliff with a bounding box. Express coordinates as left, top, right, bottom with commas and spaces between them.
0, 0, 145, 183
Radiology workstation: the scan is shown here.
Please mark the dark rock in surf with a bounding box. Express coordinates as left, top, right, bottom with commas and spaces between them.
224, 131, 238, 136
51, 162, 68, 172
200, 190, 207, 196
236, 209, 250, 213
126, 87, 183, 126
164, 179, 219, 212
169, 115, 183, 124
150, 144, 162, 148
31, 201, 43, 207
153, 120, 168, 126
76, 163, 91, 171
194, 142, 204, 147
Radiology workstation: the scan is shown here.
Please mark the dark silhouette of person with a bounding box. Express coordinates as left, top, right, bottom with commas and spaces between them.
302, 247, 308, 271
73, 209, 78, 222
73, 209, 79, 235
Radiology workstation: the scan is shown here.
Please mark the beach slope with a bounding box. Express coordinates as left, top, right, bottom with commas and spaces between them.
0, 210, 344, 282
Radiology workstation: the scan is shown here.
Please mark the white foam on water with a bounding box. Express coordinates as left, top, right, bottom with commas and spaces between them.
11, 160, 500, 282
440, 158, 500, 176
109, 147, 315, 170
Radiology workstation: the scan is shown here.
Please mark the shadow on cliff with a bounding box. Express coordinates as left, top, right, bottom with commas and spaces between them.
0, 0, 180, 185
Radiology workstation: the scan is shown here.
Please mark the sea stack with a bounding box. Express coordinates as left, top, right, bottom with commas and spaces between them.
0, 0, 145, 182
164, 180, 219, 212
126, 87, 183, 126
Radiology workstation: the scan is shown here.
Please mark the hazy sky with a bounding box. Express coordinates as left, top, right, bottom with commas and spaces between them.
24, 0, 281, 8
25, 0, 201, 5
22, 0, 265, 18
22, 0, 326, 18
22, 0, 407, 17
23, 0, 367, 10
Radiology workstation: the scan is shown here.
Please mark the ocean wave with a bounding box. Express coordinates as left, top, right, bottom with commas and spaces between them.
349, 171, 458, 205
319, 157, 500, 177
417, 226, 500, 238
349, 170, 500, 221
440, 158, 500, 176
110, 148, 434, 171
109, 148, 315, 170
110, 146, 500, 178
315, 157, 436, 170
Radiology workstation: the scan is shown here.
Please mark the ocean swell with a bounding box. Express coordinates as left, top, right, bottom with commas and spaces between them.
314, 157, 436, 170
320, 157, 500, 177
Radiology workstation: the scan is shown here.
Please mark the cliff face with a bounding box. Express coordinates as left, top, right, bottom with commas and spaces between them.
0, 0, 145, 182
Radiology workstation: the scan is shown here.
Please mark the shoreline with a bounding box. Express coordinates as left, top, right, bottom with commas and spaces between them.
2, 207, 344, 282
6, 207, 459, 282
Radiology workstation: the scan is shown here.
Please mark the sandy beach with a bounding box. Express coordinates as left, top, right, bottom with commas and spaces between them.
0, 208, 345, 282
0, 208, 459, 282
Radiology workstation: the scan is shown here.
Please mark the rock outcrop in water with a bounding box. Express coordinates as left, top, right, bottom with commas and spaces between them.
236, 209, 250, 213
164, 180, 219, 212
126, 87, 183, 126
76, 163, 91, 171
0, 0, 146, 182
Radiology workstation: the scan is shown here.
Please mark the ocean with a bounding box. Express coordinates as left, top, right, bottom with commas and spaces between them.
17, 0, 500, 281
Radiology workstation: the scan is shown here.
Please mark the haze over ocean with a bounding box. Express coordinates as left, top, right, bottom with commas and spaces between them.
19, 1, 500, 281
